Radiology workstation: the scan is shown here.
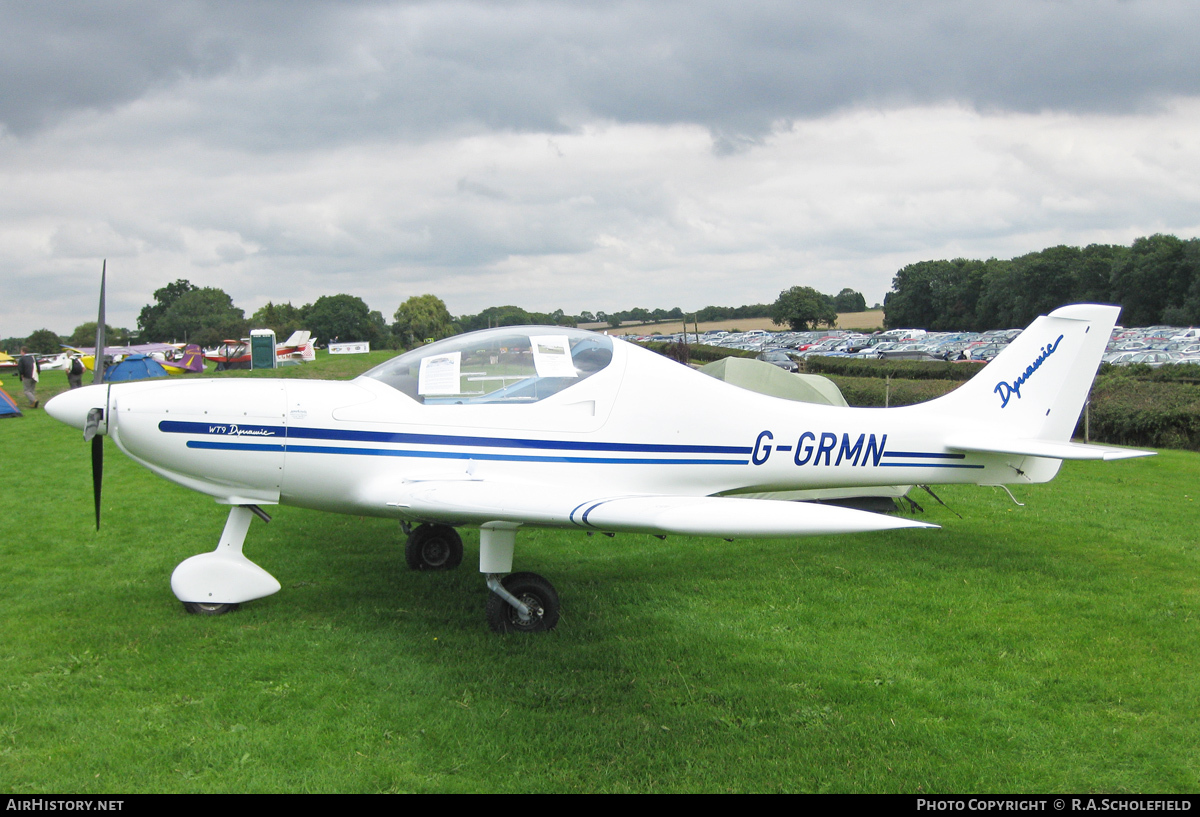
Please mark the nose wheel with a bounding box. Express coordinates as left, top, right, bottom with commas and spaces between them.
183, 602, 239, 616
485, 572, 560, 633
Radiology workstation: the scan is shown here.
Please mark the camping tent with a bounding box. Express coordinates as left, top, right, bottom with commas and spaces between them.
0, 384, 22, 418
698, 356, 848, 406
105, 354, 169, 382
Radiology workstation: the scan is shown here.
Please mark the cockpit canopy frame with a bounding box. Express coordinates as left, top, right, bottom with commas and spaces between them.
360, 326, 614, 405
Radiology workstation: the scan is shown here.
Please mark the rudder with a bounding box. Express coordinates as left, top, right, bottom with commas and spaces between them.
927, 304, 1119, 443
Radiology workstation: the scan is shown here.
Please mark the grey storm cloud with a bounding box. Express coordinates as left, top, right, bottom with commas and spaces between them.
3, 1, 1199, 143
3, 1, 1199, 338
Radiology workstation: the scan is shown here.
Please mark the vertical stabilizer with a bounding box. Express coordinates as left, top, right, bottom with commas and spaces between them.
928, 304, 1119, 443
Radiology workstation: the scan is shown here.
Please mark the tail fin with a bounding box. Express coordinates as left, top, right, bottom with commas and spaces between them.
928, 304, 1119, 443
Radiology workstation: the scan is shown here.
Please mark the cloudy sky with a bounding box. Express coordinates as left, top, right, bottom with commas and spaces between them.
3, 1, 1199, 338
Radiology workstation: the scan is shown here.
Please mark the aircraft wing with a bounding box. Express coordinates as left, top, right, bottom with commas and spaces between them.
945, 434, 1155, 461
67, 343, 180, 356
386, 479, 937, 538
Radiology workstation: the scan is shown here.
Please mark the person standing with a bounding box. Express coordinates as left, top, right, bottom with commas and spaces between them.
67, 354, 85, 388
17, 346, 39, 408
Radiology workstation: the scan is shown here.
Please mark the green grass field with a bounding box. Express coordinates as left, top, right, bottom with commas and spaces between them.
2, 363, 1198, 793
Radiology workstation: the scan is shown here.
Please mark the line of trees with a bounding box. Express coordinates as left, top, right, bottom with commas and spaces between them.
14, 234, 1200, 354
131, 285, 583, 350
25, 232, 1193, 356
126, 283, 872, 349
883, 234, 1200, 331
2, 281, 873, 354
137, 283, 394, 349
5, 323, 136, 355
770, 286, 868, 331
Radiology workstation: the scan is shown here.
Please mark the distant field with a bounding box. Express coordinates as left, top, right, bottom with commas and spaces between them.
831, 309, 885, 329
598, 310, 885, 336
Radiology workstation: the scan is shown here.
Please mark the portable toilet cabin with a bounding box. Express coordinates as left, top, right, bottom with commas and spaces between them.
250, 329, 277, 370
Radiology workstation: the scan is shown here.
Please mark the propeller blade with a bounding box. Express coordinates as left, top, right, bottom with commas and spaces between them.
91, 433, 104, 530
91, 261, 107, 528
94, 260, 106, 385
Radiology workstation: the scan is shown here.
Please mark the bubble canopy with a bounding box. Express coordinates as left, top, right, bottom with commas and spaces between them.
360, 326, 614, 405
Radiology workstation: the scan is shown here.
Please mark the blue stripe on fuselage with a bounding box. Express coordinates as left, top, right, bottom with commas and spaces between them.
880, 450, 984, 469
184, 440, 746, 465
160, 420, 749, 455
161, 422, 984, 469
163, 420, 750, 465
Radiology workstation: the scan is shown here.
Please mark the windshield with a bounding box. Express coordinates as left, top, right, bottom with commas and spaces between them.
361, 326, 614, 404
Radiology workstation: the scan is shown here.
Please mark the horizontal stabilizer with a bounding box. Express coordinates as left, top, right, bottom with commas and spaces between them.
388, 480, 937, 538
945, 434, 1155, 461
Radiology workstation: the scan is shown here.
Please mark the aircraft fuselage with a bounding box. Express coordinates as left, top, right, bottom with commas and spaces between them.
79, 341, 1042, 528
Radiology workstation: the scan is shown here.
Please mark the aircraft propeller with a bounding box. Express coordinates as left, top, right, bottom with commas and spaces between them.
89, 261, 107, 529
87, 406, 104, 529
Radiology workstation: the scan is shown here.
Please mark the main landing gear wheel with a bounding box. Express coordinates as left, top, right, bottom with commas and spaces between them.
182, 601, 239, 616
405, 523, 464, 571
486, 572, 560, 633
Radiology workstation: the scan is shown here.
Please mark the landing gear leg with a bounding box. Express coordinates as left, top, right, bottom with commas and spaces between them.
478, 523, 559, 633
172, 504, 281, 615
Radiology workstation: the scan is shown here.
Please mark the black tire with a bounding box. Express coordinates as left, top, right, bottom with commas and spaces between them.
485, 572, 560, 633
405, 523, 463, 571
182, 601, 239, 615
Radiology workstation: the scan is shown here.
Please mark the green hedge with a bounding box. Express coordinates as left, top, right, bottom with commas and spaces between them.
804, 356, 987, 381
1098, 361, 1200, 383
638, 341, 758, 363
1079, 374, 1200, 450
825, 375, 962, 407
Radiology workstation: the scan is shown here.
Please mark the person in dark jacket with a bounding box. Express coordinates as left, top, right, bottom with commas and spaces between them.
67, 355, 84, 389
17, 347, 39, 408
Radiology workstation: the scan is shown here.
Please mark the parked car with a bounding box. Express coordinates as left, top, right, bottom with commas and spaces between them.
756, 348, 799, 372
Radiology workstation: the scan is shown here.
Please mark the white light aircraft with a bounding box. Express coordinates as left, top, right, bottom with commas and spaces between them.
47, 301, 1150, 632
